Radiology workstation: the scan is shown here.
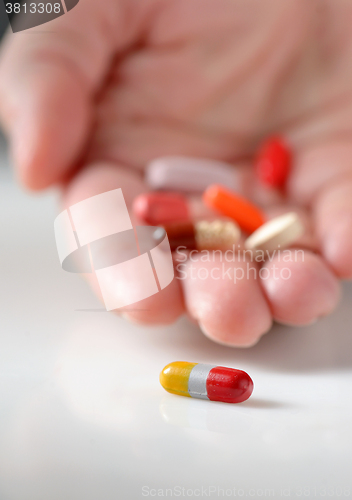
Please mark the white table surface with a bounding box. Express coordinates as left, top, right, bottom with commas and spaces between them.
1, 144, 352, 500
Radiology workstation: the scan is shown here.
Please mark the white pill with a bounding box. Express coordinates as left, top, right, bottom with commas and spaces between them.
146, 156, 242, 193
244, 212, 304, 252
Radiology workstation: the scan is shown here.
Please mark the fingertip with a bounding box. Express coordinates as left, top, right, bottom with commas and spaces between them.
261, 250, 340, 325
9, 65, 90, 190
319, 212, 352, 279
120, 279, 185, 326
182, 258, 273, 347
315, 178, 352, 279
199, 320, 271, 348
62, 161, 145, 210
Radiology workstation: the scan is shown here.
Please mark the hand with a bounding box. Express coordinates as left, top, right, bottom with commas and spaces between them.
1, 0, 350, 346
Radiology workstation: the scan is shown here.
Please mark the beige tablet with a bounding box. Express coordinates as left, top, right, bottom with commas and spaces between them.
244, 212, 304, 252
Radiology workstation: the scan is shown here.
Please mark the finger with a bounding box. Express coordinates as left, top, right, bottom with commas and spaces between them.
314, 177, 352, 279
62, 161, 185, 325
286, 139, 352, 278
260, 249, 340, 325
0, 0, 153, 189
287, 140, 352, 206
180, 255, 272, 347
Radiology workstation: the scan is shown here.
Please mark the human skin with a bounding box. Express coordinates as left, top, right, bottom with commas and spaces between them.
0, 0, 350, 346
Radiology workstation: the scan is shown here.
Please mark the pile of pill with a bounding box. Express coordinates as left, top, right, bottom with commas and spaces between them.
133, 136, 302, 252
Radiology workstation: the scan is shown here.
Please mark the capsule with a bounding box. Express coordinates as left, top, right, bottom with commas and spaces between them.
146, 156, 241, 193
157, 219, 241, 251
133, 192, 212, 225
255, 136, 291, 188
160, 361, 254, 404
203, 184, 266, 234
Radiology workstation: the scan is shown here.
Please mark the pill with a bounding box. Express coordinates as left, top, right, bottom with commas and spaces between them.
146, 156, 242, 193
255, 136, 291, 188
203, 184, 266, 233
160, 361, 254, 404
157, 219, 241, 251
244, 212, 304, 252
133, 192, 212, 225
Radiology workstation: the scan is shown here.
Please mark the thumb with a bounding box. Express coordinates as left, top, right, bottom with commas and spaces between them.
0, 0, 152, 189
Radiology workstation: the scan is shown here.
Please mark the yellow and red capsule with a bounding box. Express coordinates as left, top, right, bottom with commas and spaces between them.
160, 361, 253, 404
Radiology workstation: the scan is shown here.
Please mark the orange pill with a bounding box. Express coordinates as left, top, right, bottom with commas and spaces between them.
203, 184, 266, 234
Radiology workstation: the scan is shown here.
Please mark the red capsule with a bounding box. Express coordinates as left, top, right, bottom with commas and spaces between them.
255, 136, 291, 188
206, 366, 253, 404
133, 192, 215, 226
133, 192, 190, 225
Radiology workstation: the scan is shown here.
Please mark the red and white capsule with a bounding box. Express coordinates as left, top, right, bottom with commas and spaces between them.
160, 361, 254, 404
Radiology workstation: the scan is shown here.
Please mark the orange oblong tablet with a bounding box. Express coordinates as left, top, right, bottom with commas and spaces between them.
203, 184, 266, 233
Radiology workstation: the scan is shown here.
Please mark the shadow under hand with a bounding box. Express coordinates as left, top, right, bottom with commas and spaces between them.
149, 282, 352, 374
